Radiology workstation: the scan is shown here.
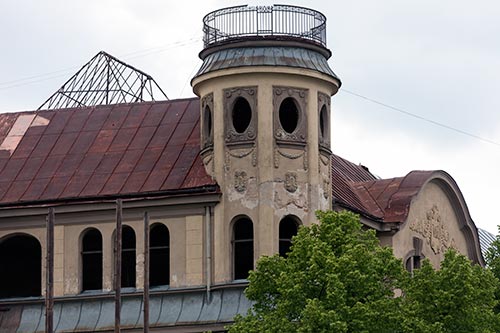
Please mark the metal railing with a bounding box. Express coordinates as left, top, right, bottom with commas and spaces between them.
203, 4, 327, 48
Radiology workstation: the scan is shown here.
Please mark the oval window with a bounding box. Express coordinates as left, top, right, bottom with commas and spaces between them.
279, 98, 299, 134
232, 97, 252, 133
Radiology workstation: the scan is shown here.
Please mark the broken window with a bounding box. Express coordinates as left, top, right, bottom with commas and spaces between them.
150, 223, 170, 287
81, 228, 103, 291
232, 217, 254, 280
0, 234, 41, 298
279, 216, 299, 257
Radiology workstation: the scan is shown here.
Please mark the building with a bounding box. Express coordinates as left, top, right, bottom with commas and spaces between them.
0, 4, 484, 332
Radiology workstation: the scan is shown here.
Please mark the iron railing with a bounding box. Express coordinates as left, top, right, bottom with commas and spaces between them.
203, 4, 327, 48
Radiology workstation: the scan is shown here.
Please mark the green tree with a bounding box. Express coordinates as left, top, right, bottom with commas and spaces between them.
229, 211, 406, 333
230, 210, 500, 332
486, 228, 500, 314
402, 250, 499, 333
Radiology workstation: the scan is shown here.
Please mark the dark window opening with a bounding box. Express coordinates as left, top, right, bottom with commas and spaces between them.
82, 228, 103, 291
204, 105, 213, 139
150, 223, 170, 287
279, 216, 299, 257
0, 234, 41, 298
279, 97, 299, 134
233, 217, 254, 280
121, 225, 136, 288
232, 97, 252, 133
319, 105, 328, 139
405, 255, 422, 274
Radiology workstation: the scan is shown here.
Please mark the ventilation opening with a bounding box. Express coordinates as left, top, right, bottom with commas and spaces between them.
279, 97, 299, 134
0, 235, 41, 298
82, 228, 103, 291
121, 225, 136, 288
150, 223, 170, 287
319, 105, 327, 139
204, 105, 213, 140
232, 97, 252, 133
279, 216, 299, 258
233, 217, 254, 280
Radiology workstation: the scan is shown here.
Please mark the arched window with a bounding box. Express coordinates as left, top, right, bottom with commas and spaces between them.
121, 225, 136, 288
150, 223, 170, 287
279, 216, 299, 257
232, 217, 254, 280
405, 237, 424, 276
81, 228, 103, 291
0, 234, 41, 298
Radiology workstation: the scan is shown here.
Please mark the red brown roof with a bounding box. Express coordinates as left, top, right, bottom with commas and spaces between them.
332, 154, 435, 223
0, 98, 216, 206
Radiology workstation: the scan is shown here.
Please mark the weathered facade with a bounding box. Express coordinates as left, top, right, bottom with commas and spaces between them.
0, 4, 484, 332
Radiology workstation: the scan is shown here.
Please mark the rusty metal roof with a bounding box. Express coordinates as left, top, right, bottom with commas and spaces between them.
332, 154, 436, 223
0, 98, 216, 206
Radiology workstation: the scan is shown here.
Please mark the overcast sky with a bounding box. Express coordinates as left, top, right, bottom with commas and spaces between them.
1, 0, 499, 234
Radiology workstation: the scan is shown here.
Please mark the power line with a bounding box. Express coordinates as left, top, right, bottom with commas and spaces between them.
341, 88, 500, 148
0, 36, 201, 91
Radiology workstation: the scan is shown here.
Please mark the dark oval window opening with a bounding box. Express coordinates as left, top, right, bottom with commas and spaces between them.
204, 105, 212, 139
232, 97, 252, 133
279, 98, 299, 134
319, 105, 327, 139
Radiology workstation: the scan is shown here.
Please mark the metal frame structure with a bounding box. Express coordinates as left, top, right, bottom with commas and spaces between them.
203, 4, 327, 48
38, 51, 168, 110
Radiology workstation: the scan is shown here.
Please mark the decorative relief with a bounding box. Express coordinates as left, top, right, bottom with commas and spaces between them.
234, 170, 248, 192
274, 148, 308, 170
322, 177, 330, 199
284, 172, 298, 193
409, 205, 457, 255
224, 145, 257, 172
275, 191, 308, 210
318, 92, 331, 149
273, 86, 308, 145
201, 93, 214, 149
224, 86, 257, 145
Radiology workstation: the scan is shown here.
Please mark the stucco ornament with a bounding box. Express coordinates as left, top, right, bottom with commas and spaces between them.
284, 172, 298, 193
234, 170, 248, 192
409, 205, 457, 255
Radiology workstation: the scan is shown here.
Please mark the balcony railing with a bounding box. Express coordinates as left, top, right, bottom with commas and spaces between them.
203, 4, 327, 48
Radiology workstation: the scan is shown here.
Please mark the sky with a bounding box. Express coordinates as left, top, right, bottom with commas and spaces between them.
1, 0, 499, 234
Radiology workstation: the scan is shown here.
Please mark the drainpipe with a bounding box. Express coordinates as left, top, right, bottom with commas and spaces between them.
205, 206, 212, 300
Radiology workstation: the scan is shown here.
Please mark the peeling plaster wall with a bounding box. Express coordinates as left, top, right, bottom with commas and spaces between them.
392, 181, 469, 268
193, 66, 338, 284
0, 204, 206, 298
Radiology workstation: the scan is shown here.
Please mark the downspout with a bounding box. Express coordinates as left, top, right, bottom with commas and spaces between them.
205, 206, 212, 300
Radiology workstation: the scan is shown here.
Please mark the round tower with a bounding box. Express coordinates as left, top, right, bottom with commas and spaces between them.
192, 4, 341, 282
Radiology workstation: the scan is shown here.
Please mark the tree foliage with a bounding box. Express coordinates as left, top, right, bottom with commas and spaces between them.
402, 250, 499, 332
486, 228, 500, 314
229, 210, 500, 333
